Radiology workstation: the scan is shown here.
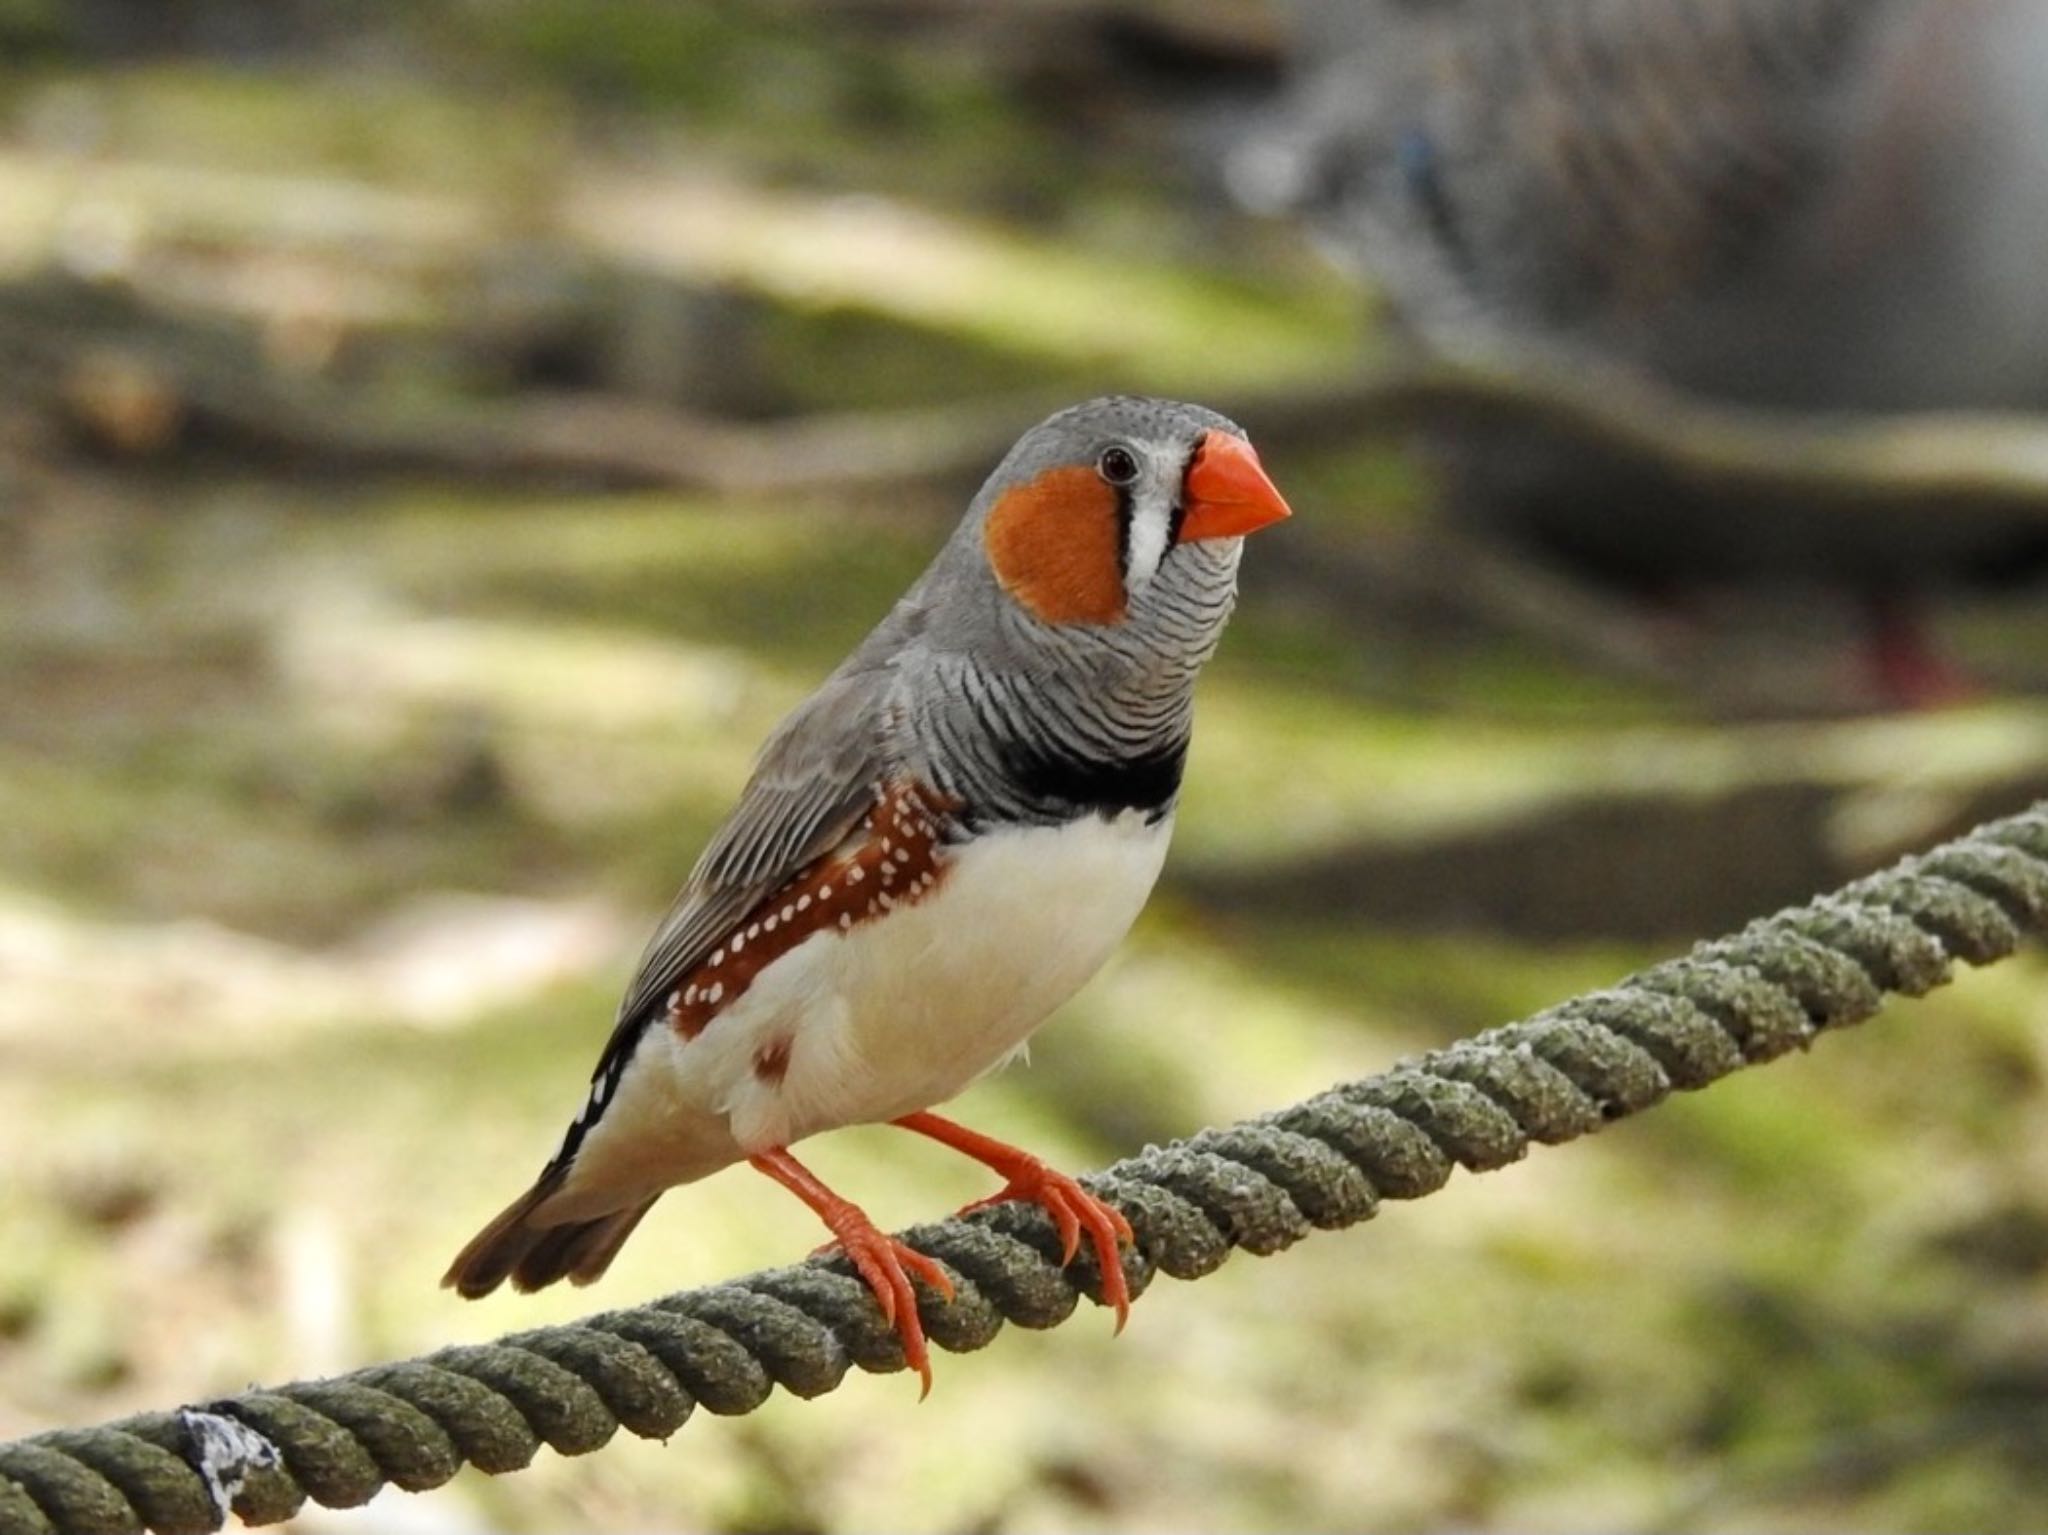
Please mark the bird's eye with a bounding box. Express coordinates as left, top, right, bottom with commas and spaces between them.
1097, 445, 1140, 486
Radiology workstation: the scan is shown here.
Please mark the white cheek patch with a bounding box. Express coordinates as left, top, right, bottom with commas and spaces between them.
1122, 489, 1174, 595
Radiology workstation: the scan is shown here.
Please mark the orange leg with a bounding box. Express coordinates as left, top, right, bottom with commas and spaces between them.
750, 1148, 955, 1397
892, 1111, 1134, 1331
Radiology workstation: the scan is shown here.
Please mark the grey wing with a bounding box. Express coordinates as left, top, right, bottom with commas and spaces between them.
528, 659, 900, 1181
609, 665, 895, 1032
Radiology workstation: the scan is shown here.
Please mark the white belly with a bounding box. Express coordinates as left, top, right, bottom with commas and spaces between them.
563, 811, 1172, 1203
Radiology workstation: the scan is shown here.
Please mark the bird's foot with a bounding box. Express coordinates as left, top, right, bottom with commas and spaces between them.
749, 1148, 953, 1397
818, 1212, 955, 1398
891, 1112, 1137, 1330
960, 1158, 1135, 1331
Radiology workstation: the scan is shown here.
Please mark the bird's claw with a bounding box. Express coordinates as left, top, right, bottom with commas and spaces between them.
820, 1218, 955, 1397
962, 1161, 1134, 1332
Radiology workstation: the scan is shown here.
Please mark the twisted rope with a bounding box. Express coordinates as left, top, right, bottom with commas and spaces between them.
5, 805, 2047, 1535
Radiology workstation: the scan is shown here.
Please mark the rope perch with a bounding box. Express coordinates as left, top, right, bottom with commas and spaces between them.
5, 804, 2047, 1535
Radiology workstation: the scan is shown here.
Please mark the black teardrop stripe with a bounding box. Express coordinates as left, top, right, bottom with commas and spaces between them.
998, 734, 1187, 824
1113, 480, 1134, 581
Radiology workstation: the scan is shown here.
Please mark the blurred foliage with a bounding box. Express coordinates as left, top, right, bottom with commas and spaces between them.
0, 4, 2046, 1534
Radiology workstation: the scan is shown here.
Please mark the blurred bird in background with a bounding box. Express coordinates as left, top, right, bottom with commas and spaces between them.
1236, 0, 2048, 705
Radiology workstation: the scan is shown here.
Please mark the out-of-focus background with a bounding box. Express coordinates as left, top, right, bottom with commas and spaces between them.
3, 2, 2047, 1530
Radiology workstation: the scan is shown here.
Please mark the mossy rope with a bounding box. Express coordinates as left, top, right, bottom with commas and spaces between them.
4, 803, 2047, 1535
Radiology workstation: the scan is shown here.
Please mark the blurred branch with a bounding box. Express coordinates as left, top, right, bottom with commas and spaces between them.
1349, 356, 2048, 527
1254, 521, 1696, 684
165, 367, 2048, 525
1180, 760, 2048, 944
1250, 519, 2048, 722
10, 266, 2048, 522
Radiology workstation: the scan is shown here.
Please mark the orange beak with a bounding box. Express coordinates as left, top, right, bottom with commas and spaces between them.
1179, 430, 1293, 543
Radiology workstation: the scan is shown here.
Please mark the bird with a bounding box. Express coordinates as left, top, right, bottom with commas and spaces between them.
443, 395, 1293, 1392
1248, 0, 2048, 413
1237, 0, 2048, 702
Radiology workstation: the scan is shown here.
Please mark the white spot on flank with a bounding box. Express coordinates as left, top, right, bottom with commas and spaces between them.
782, 904, 795, 921
706, 983, 723, 1004
839, 913, 853, 929
797, 895, 813, 912
764, 915, 779, 932
819, 884, 833, 899
710, 947, 725, 966
731, 933, 745, 953
849, 867, 865, 884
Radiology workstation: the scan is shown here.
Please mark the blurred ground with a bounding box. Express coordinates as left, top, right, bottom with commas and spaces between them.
2, 5, 2047, 1532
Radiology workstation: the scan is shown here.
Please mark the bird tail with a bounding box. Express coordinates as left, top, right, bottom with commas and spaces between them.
442, 1170, 661, 1299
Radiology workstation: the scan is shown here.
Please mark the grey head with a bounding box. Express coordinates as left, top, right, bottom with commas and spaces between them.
876, 394, 1295, 828
916, 395, 1277, 641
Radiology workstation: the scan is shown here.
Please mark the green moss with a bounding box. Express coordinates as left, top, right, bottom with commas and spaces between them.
357, 490, 936, 672
19, 64, 566, 195
464, 1, 1072, 209
0, 0, 59, 52
752, 302, 1075, 412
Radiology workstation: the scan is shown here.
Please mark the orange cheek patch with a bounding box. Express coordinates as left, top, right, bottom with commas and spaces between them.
983, 465, 1126, 626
